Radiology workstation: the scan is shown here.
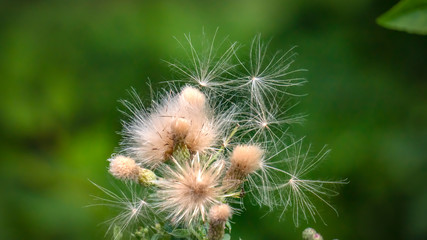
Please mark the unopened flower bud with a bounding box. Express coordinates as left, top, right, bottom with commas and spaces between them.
313, 233, 323, 240
138, 168, 157, 186
303, 228, 323, 240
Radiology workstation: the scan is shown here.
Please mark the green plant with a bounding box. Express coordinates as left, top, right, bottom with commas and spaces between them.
92, 32, 346, 240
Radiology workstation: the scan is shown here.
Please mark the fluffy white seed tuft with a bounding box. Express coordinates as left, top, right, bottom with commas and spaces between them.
179, 86, 206, 109
109, 155, 140, 181
208, 204, 232, 240
229, 145, 264, 175
171, 117, 191, 139
209, 204, 232, 223
155, 154, 229, 226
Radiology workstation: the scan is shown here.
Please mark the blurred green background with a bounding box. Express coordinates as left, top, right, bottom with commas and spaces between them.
1, 0, 426, 239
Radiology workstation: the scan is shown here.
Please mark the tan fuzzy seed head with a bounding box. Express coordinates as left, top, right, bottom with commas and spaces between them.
171, 117, 190, 138
156, 158, 226, 226
209, 204, 232, 223
230, 145, 264, 175
108, 155, 140, 181
180, 86, 206, 108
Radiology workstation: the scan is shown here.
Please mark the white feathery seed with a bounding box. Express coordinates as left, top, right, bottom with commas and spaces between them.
235, 34, 307, 111
166, 31, 239, 94
90, 182, 152, 239
262, 139, 347, 226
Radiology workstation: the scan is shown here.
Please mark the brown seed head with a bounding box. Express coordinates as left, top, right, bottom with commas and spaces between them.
209, 204, 232, 223
208, 204, 232, 240
230, 145, 264, 175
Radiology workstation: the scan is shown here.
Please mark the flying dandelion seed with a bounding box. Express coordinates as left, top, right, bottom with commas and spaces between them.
263, 139, 347, 226
238, 97, 306, 150
90, 182, 153, 239
166, 30, 239, 95
235, 34, 307, 111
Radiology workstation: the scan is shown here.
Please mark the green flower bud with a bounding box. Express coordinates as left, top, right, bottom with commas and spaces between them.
138, 168, 157, 186
302, 228, 317, 240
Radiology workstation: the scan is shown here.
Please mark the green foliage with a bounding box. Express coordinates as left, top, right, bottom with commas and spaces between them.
114, 225, 124, 240
1, 1, 426, 240
377, 0, 427, 35
169, 229, 191, 238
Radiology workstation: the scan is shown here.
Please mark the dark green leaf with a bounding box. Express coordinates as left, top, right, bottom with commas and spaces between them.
377, 0, 427, 35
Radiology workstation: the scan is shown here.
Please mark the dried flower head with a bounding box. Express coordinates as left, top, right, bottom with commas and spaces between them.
108, 155, 140, 181
179, 86, 206, 109
209, 204, 232, 223
155, 154, 230, 226
208, 204, 232, 240
229, 145, 264, 175
171, 117, 191, 140
223, 145, 264, 191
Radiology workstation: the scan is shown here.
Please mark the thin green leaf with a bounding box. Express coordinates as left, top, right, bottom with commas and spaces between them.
377, 0, 427, 35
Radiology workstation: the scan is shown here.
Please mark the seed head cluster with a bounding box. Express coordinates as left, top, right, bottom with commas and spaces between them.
92, 32, 346, 240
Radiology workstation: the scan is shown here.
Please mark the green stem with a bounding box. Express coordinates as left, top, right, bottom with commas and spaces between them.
207, 125, 239, 165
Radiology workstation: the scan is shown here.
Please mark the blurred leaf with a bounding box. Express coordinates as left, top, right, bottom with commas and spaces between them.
223, 234, 231, 240
170, 229, 190, 238
151, 233, 161, 240
377, 0, 427, 35
225, 220, 232, 232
